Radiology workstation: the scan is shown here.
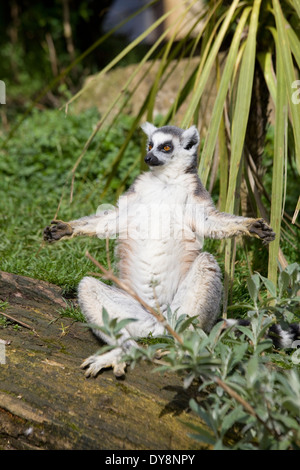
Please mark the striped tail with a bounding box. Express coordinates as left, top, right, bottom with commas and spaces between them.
222, 319, 300, 349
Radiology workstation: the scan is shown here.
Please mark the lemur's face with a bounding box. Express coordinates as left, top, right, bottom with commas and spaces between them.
141, 122, 200, 170
144, 130, 177, 167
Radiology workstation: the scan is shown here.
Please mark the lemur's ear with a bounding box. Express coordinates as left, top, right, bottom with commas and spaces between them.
141, 122, 157, 138
181, 125, 200, 151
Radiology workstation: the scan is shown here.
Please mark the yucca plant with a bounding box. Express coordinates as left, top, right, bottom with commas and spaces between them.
61, 0, 299, 307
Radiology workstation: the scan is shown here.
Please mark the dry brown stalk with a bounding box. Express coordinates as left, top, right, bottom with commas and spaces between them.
0, 311, 37, 334
85, 250, 183, 344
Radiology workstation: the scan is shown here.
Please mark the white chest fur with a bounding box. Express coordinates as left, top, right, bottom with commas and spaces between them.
116, 172, 203, 309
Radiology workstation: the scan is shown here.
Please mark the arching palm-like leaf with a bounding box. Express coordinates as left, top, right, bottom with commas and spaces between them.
63, 0, 300, 299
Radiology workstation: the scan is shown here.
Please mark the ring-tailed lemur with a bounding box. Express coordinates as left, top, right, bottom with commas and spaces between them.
44, 123, 298, 377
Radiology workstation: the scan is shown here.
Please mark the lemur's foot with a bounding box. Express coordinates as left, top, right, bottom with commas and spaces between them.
248, 218, 275, 244
80, 350, 127, 378
43, 220, 73, 243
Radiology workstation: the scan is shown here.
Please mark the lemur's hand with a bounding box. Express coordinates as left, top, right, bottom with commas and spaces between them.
43, 220, 73, 243
248, 218, 275, 244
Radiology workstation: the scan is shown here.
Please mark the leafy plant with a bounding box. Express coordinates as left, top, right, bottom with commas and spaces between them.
229, 262, 300, 324
100, 263, 300, 449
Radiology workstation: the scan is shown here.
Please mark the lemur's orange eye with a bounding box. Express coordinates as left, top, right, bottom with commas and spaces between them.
148, 144, 153, 151
164, 145, 171, 151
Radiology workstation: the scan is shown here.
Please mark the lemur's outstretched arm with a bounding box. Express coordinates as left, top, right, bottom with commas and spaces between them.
207, 210, 275, 242
191, 201, 275, 243
44, 208, 119, 243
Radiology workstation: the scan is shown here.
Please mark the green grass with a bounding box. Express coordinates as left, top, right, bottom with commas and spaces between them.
57, 302, 86, 323
0, 108, 141, 291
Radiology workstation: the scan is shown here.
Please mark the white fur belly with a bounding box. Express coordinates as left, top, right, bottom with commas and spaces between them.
116, 173, 202, 309
117, 237, 200, 310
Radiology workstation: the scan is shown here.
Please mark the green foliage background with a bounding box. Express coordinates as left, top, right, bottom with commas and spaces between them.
0, 108, 141, 289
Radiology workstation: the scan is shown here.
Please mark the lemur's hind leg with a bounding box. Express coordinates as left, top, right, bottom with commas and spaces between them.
170, 252, 222, 333
78, 276, 165, 377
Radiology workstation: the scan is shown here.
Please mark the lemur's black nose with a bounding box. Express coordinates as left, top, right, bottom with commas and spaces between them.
144, 152, 163, 166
